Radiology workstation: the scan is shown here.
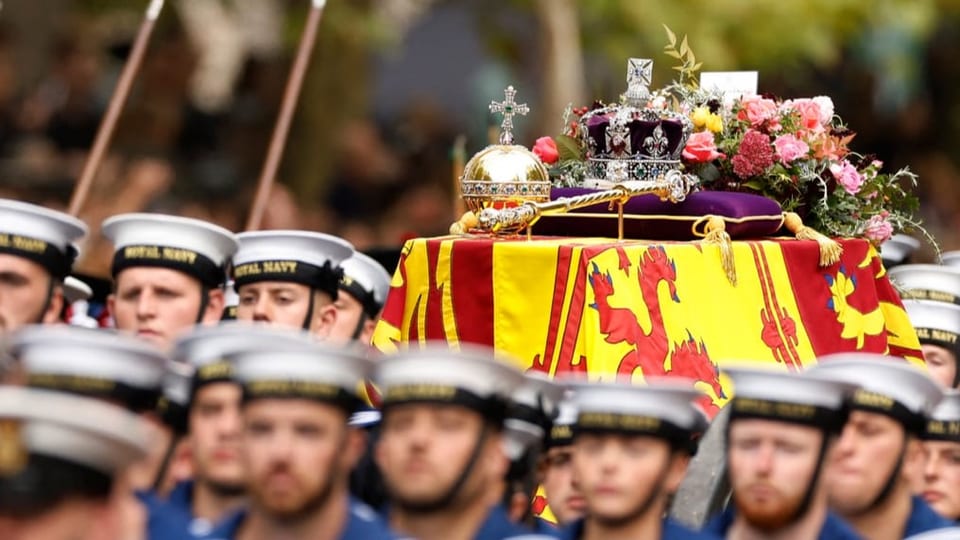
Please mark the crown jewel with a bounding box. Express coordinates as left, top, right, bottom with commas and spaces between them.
579, 58, 694, 185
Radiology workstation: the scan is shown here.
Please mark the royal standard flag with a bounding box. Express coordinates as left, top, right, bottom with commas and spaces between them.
373, 236, 923, 416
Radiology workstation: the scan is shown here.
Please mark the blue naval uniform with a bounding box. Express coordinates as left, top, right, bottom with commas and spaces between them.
473, 504, 556, 539
143, 481, 228, 539
704, 506, 860, 539
559, 517, 720, 540
207, 497, 398, 539
904, 496, 958, 537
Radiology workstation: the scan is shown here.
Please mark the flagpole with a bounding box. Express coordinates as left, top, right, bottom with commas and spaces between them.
68, 0, 165, 216
245, 0, 328, 231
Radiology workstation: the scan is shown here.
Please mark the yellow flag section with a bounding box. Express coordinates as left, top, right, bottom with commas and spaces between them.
375, 236, 922, 417
492, 238, 921, 417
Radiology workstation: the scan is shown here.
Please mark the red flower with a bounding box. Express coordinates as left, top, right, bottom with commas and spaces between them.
532, 136, 559, 164
732, 130, 775, 179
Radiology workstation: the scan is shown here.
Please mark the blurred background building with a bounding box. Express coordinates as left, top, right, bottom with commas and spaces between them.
0, 0, 957, 277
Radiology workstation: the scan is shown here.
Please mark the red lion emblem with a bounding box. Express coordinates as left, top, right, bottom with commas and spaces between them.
589, 246, 724, 415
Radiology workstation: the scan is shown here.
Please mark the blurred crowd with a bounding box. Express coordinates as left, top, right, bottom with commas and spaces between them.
0, 18, 458, 278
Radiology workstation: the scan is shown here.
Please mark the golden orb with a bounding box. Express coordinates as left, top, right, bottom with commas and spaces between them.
459, 144, 551, 219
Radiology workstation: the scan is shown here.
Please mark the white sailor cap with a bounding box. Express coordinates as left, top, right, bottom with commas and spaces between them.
232, 230, 354, 299
504, 372, 565, 460
221, 280, 239, 321
724, 365, 856, 432
809, 353, 943, 433
888, 264, 960, 306
62, 276, 93, 304
0, 386, 150, 481
904, 300, 960, 351
102, 213, 238, 288
229, 337, 372, 413
880, 234, 920, 268
158, 360, 193, 435
9, 325, 168, 413
942, 251, 960, 269
569, 377, 704, 450
173, 322, 326, 394
339, 252, 392, 317
0, 199, 87, 278
923, 390, 960, 442
545, 393, 577, 448
375, 343, 525, 422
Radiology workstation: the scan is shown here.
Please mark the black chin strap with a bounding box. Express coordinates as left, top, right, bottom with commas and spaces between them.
350, 313, 368, 342
36, 278, 55, 324
864, 436, 908, 512
404, 424, 490, 513
786, 433, 830, 525
195, 285, 210, 324
301, 288, 316, 331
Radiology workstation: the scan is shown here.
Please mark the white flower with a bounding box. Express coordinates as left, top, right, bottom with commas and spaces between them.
812, 96, 834, 125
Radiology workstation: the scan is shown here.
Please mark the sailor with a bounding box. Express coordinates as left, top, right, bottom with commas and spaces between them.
373, 343, 554, 540
148, 324, 328, 539
102, 213, 239, 349
888, 264, 960, 307
327, 251, 392, 346
533, 394, 585, 532
62, 275, 99, 328
903, 300, 960, 388
501, 371, 565, 525
206, 332, 399, 539
810, 353, 957, 538
557, 378, 717, 540
703, 366, 861, 539
919, 390, 960, 522
232, 230, 354, 338
881, 235, 921, 269
0, 386, 150, 539
0, 199, 87, 334
6, 324, 168, 493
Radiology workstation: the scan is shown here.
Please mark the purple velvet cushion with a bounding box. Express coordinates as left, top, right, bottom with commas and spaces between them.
533, 189, 784, 240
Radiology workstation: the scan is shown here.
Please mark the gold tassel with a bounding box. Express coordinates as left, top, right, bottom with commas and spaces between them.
702, 215, 737, 286
449, 211, 478, 235
782, 212, 842, 267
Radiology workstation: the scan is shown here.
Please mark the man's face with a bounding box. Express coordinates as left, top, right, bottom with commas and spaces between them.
572, 434, 686, 525
0, 254, 60, 333
375, 404, 505, 511
109, 267, 222, 349
241, 399, 359, 520
327, 290, 372, 346
921, 440, 960, 520
728, 419, 824, 531
539, 446, 585, 526
922, 344, 957, 389
188, 382, 245, 493
236, 282, 335, 338
826, 410, 912, 515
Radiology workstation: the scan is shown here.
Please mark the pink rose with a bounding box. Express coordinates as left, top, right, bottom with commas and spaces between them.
532, 136, 559, 164
773, 134, 810, 164
830, 160, 863, 195
863, 213, 893, 244
789, 98, 825, 133
737, 95, 779, 128
682, 131, 725, 163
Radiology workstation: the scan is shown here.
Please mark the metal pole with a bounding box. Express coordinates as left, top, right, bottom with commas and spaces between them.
68, 0, 165, 216
245, 0, 328, 231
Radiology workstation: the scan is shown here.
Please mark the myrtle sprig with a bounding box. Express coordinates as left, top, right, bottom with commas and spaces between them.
663, 25, 702, 89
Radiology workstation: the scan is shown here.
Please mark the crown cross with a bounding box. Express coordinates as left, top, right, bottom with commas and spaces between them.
489, 85, 529, 145
624, 58, 653, 106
